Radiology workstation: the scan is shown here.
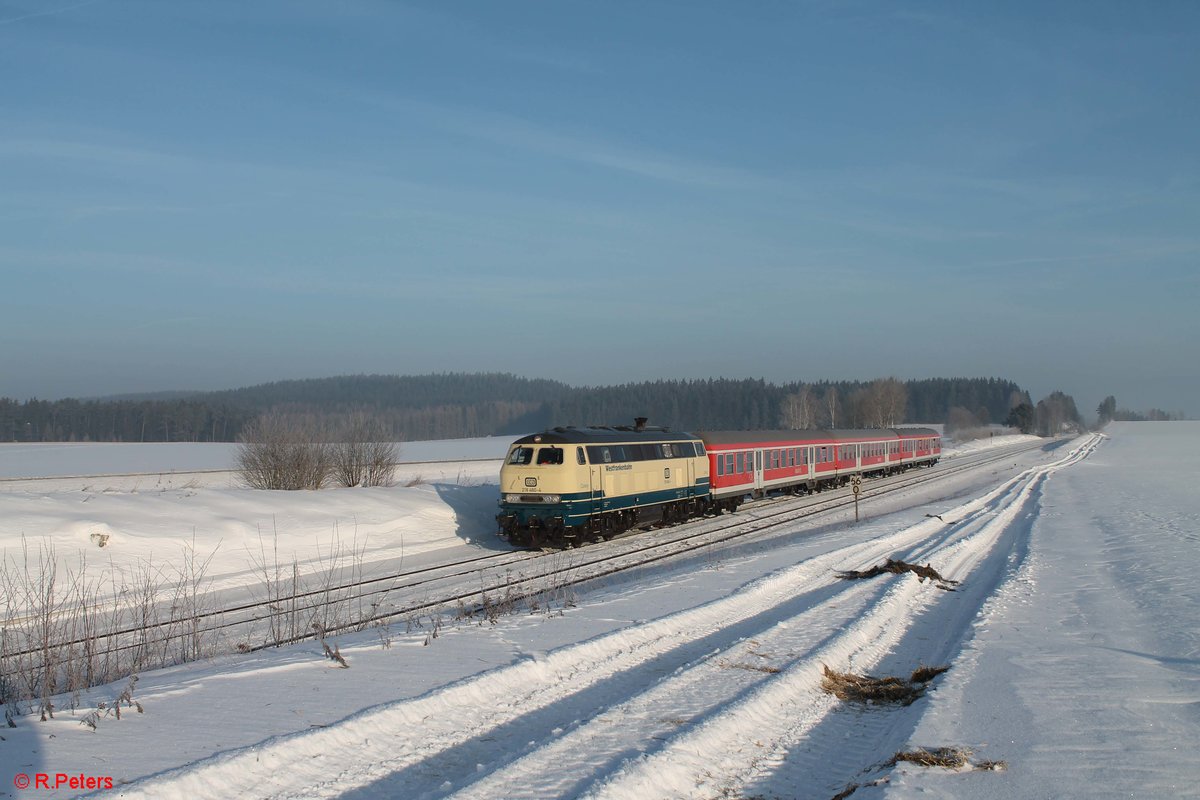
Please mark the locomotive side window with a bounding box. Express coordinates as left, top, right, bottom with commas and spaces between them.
577, 447, 586, 465
508, 447, 534, 465
695, 442, 706, 456
586, 446, 613, 463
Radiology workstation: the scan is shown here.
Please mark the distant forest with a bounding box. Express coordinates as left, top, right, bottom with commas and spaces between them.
1, 373, 1031, 443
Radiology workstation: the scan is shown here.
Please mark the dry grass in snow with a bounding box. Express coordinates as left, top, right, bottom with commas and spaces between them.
820, 663, 949, 706
836, 558, 960, 590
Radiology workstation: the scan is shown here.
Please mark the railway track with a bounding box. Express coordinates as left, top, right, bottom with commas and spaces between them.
1, 438, 1053, 669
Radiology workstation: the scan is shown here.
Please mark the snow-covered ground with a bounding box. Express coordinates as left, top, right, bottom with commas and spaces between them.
0, 438, 509, 606
1, 426, 1194, 799
885, 422, 1200, 799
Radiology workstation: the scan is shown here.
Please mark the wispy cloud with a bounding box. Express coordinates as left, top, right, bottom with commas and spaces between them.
349, 92, 780, 192
0, 138, 199, 171
0, 0, 102, 26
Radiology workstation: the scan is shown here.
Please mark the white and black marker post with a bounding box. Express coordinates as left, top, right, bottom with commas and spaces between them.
851, 474, 862, 522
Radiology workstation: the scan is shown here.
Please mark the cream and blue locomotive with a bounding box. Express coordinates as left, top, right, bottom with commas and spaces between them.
496, 419, 711, 547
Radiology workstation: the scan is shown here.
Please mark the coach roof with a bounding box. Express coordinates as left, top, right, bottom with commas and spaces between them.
697, 428, 939, 445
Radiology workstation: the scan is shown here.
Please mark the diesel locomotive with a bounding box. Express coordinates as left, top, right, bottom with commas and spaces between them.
497, 418, 940, 547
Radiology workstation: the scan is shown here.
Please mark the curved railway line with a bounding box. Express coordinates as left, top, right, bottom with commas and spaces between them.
2, 438, 1054, 669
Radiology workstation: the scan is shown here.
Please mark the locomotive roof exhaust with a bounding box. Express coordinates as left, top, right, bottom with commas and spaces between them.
635, 417, 648, 432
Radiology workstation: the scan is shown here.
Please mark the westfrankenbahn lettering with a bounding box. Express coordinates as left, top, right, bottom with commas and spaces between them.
603, 464, 633, 471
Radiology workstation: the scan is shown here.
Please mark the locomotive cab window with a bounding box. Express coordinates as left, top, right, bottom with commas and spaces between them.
537, 447, 563, 465
508, 447, 534, 465
576, 447, 586, 465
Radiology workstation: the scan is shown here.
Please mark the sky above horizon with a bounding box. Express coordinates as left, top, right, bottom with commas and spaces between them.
2, 0, 1197, 418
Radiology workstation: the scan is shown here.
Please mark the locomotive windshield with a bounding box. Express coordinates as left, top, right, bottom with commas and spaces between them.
507, 447, 534, 465
536, 447, 564, 465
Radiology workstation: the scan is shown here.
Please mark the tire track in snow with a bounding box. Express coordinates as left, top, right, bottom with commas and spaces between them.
581, 435, 1101, 800
442, 450, 1082, 799
114, 438, 1098, 800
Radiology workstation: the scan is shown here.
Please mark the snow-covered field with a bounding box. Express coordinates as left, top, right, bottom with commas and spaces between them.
1, 425, 1195, 799
0, 437, 511, 480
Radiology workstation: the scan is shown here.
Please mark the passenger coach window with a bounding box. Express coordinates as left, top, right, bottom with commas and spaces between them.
508, 447, 534, 465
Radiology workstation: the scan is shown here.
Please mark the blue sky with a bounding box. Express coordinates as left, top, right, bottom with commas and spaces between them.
2, 0, 1197, 417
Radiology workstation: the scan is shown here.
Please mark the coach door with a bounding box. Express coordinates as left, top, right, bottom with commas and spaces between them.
753, 449, 764, 491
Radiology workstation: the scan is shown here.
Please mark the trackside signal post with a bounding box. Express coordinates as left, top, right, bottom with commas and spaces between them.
851, 475, 862, 522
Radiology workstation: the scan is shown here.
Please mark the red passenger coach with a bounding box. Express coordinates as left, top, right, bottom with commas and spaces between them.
698, 427, 941, 512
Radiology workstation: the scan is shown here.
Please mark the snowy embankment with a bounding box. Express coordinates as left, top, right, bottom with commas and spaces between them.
0, 438, 510, 607
4, 428, 1193, 800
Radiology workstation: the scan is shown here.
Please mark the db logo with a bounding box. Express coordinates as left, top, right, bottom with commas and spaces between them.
13, 773, 31, 789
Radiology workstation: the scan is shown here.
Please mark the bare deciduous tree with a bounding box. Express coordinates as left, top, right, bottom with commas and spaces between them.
331, 414, 399, 488
236, 413, 331, 490
824, 386, 840, 429
946, 406, 979, 434
866, 377, 907, 428
779, 386, 819, 429
846, 387, 870, 428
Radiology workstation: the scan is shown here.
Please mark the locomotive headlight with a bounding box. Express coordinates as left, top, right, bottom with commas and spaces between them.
504, 493, 561, 504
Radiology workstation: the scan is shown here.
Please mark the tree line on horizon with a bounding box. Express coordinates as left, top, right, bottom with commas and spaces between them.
1094, 395, 1182, 424
0, 372, 1148, 444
